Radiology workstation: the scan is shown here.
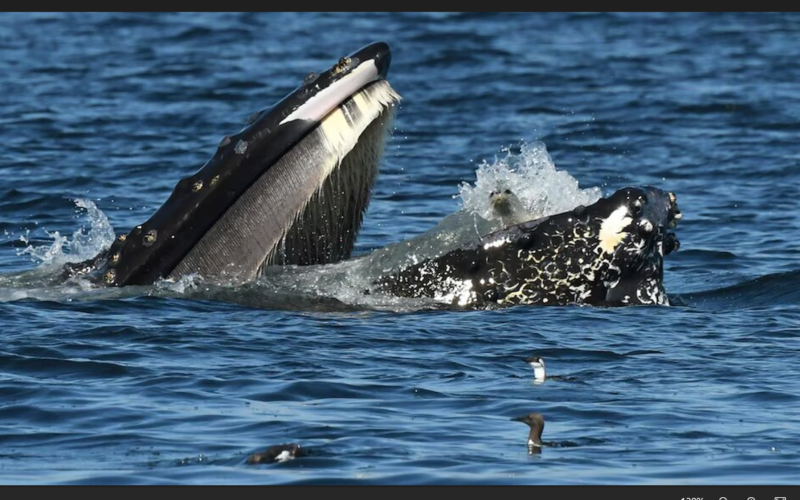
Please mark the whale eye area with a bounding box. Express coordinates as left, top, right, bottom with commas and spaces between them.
504, 189, 512, 195
630, 195, 647, 216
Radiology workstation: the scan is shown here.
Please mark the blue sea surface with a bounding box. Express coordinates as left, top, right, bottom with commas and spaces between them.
0, 12, 799, 484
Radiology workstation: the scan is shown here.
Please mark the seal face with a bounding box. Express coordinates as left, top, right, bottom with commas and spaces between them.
489, 188, 535, 227
374, 186, 681, 308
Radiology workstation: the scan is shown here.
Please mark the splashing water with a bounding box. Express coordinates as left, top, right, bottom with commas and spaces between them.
224, 141, 607, 312
459, 140, 602, 222
155, 273, 203, 294
0, 199, 118, 301
17, 199, 116, 268
347, 141, 603, 284
0, 142, 604, 311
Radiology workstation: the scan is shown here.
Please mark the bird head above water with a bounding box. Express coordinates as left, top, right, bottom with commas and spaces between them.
522, 355, 546, 382
511, 412, 545, 453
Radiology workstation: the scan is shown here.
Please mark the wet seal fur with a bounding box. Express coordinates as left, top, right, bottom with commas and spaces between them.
489, 188, 534, 227
374, 186, 681, 308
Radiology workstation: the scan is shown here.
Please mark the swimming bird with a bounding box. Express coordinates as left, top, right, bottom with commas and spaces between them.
511, 413, 545, 454
523, 355, 546, 383
246, 443, 306, 464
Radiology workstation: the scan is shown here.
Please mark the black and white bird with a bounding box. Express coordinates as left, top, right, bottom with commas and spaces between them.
246, 443, 306, 464
523, 355, 546, 383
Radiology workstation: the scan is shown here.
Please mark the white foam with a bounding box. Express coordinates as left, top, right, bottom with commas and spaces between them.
231, 141, 605, 312
0, 140, 604, 313
458, 140, 602, 222
0, 199, 120, 302
155, 273, 202, 294
17, 198, 116, 268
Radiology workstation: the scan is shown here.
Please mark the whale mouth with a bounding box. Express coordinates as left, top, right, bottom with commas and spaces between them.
278, 42, 392, 125
83, 42, 401, 287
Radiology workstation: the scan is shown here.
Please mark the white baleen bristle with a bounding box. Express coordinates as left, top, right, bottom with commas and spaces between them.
284, 80, 401, 226
315, 79, 402, 174
172, 80, 401, 280
279, 80, 401, 245
265, 80, 401, 267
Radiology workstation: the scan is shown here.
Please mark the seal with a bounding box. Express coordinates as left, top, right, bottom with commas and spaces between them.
374, 186, 682, 308
489, 188, 534, 227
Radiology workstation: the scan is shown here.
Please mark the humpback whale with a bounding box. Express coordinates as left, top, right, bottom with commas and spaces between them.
54, 41, 682, 310
65, 42, 400, 286
374, 187, 681, 307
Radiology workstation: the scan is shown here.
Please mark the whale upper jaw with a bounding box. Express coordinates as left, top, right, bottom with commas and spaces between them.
78, 42, 400, 287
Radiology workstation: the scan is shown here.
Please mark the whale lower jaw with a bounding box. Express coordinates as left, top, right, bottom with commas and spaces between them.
169, 80, 401, 283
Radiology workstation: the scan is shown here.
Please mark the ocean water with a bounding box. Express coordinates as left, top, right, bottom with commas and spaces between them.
1, 12, 799, 484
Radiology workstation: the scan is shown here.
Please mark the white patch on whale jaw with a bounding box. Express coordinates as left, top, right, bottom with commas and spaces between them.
597, 206, 632, 255
280, 60, 380, 125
